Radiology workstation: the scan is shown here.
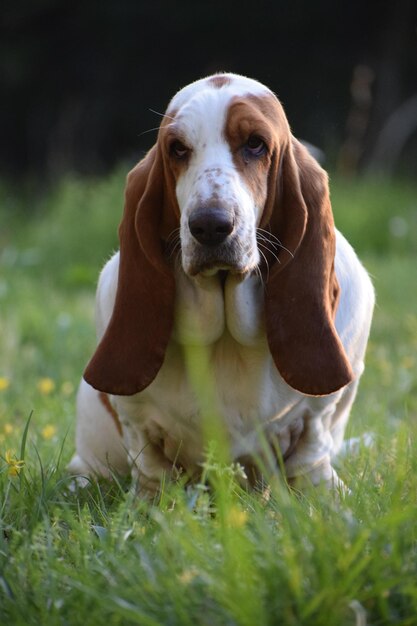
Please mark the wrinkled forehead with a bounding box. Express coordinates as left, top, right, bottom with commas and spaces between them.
164, 74, 280, 144
167, 73, 272, 114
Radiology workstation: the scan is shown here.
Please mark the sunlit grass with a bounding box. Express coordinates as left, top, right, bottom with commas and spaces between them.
0, 173, 417, 624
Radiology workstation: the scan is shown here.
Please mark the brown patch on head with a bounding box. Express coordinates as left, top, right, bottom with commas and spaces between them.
209, 74, 232, 89
224, 93, 288, 212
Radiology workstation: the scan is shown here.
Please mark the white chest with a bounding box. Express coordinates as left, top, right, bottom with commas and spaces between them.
115, 271, 306, 469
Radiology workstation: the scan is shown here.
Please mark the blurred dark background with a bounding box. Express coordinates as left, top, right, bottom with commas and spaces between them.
1, 0, 416, 182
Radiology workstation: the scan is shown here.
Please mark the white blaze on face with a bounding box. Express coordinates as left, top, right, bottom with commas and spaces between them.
167, 75, 271, 276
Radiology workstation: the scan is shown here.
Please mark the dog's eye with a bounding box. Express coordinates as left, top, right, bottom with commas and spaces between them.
245, 136, 267, 157
170, 140, 190, 160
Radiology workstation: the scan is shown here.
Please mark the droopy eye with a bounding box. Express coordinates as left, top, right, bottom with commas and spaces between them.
245, 135, 267, 157
170, 140, 190, 160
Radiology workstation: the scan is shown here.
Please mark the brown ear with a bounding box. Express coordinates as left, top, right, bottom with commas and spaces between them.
84, 145, 177, 395
264, 138, 354, 396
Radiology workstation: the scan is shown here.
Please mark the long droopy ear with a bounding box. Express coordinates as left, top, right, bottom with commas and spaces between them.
84, 144, 177, 395
264, 138, 354, 396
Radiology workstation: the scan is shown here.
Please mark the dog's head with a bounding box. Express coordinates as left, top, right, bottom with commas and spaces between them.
84, 73, 353, 396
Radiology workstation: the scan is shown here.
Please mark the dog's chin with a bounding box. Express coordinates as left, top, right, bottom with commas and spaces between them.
185, 259, 255, 279
182, 244, 259, 279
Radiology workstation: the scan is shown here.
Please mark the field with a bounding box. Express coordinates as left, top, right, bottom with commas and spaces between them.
1, 171, 417, 625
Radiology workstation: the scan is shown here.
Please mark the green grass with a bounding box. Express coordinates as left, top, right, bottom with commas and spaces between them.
1, 172, 417, 625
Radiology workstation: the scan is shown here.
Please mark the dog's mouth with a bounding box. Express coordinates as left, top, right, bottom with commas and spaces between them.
183, 238, 257, 278
166, 244, 243, 277
187, 257, 254, 278
199, 265, 252, 280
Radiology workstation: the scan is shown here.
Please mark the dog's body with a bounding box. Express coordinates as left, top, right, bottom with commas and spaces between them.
68, 74, 374, 493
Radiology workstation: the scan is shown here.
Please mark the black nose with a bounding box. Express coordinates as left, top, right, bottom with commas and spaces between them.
188, 208, 234, 246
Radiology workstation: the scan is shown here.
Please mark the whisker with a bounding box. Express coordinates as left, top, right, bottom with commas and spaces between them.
166, 234, 181, 255
257, 227, 282, 241
257, 229, 293, 256
166, 227, 181, 244
168, 247, 180, 261
257, 247, 270, 283
257, 232, 282, 262
257, 227, 285, 245
167, 239, 181, 259
257, 241, 281, 265
138, 107, 177, 137
256, 228, 295, 259
149, 108, 176, 122
256, 233, 281, 249
165, 228, 181, 256
275, 242, 294, 259
254, 264, 265, 289
138, 126, 161, 138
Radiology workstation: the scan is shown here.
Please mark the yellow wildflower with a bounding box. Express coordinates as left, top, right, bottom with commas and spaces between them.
4, 450, 25, 477
226, 506, 248, 529
0, 377, 10, 391
37, 378, 55, 395
41, 425, 57, 440
4, 423, 14, 435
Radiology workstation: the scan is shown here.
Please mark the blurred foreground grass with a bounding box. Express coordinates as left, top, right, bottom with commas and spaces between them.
0, 172, 417, 625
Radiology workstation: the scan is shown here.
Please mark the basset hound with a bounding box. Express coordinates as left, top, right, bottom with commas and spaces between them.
68, 73, 374, 494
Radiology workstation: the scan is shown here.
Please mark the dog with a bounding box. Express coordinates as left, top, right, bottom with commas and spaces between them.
68, 73, 374, 495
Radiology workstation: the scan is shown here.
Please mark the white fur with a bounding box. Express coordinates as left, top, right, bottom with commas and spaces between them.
68, 75, 374, 492
167, 73, 271, 115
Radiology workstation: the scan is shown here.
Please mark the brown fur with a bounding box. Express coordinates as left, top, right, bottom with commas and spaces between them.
209, 74, 232, 88
84, 120, 179, 395
225, 97, 276, 210
99, 392, 123, 436
264, 136, 353, 394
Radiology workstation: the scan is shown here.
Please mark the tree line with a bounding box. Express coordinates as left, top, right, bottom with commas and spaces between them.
1, 0, 416, 181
